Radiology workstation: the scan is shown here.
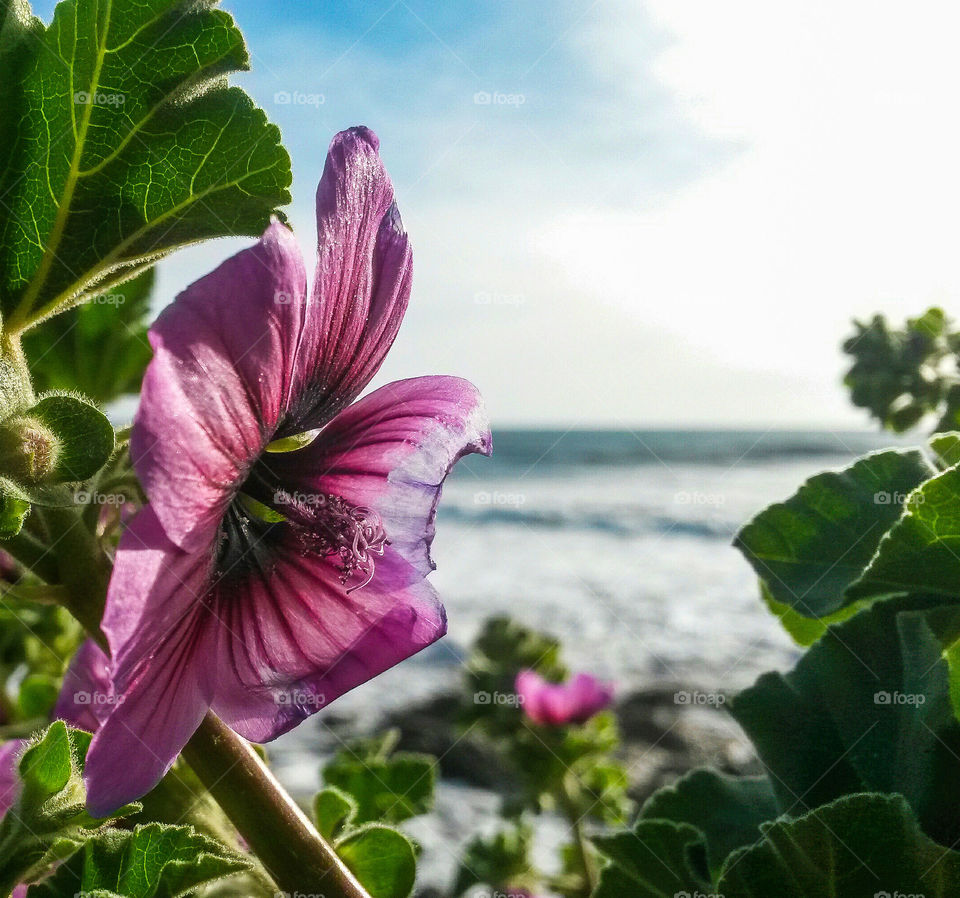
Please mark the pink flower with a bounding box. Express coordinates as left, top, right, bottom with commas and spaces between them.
83, 128, 491, 815
515, 670, 614, 727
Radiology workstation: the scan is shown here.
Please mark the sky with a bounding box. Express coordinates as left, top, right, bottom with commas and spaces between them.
34, 0, 960, 427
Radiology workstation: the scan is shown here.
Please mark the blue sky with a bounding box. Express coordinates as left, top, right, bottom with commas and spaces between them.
32, 1, 960, 426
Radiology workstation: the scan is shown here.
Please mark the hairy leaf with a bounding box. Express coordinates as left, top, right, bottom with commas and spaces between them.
24, 268, 155, 402
640, 768, 778, 874
851, 464, 960, 599
336, 825, 417, 898
0, 0, 291, 329
718, 794, 960, 897
735, 449, 934, 617
591, 819, 711, 898
27, 823, 248, 897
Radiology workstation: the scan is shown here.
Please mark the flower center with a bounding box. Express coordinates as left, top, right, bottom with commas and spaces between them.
274, 490, 389, 592
216, 484, 390, 594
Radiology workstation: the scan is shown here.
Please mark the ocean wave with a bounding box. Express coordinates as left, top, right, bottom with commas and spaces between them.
438, 504, 732, 540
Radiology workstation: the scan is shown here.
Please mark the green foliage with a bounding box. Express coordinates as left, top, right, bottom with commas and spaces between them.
591, 820, 711, 898
314, 786, 356, 841
24, 269, 155, 403
452, 821, 535, 897
0, 491, 29, 537
734, 449, 934, 617
462, 615, 568, 734
639, 769, 778, 875
26, 823, 249, 897
313, 731, 435, 898
335, 826, 417, 898
843, 307, 960, 432
322, 730, 435, 826
719, 794, 960, 897
0, 722, 138, 891
730, 594, 960, 843
0, 393, 115, 517
0, 600, 80, 726
758, 581, 867, 646
0, 0, 291, 331
849, 464, 960, 599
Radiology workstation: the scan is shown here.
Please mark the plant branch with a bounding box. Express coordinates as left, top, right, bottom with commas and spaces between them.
183, 716, 372, 898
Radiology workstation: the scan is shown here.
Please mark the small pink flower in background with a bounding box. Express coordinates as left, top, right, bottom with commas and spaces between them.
83, 127, 491, 816
515, 670, 614, 727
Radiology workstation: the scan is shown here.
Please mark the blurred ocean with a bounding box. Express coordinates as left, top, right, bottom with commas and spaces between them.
270, 428, 908, 885
273, 427, 907, 766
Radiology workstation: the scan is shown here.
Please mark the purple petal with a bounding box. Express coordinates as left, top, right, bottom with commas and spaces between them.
208, 544, 446, 742
264, 375, 491, 576
132, 221, 308, 552
83, 629, 212, 817
0, 740, 24, 818
84, 509, 216, 815
283, 127, 412, 431
53, 640, 112, 732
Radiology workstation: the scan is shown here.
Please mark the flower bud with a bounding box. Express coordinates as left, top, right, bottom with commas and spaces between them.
0, 415, 60, 484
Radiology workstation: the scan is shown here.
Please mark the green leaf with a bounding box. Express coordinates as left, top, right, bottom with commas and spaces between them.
930, 431, 960, 468
730, 594, 960, 846
0, 487, 29, 536
27, 823, 248, 898
314, 786, 356, 841
759, 580, 868, 646
335, 825, 416, 898
718, 793, 960, 897
0, 722, 138, 892
734, 449, 934, 617
640, 769, 779, 874
591, 819, 712, 898
323, 739, 435, 826
23, 269, 155, 403
0, 0, 291, 330
0, 2, 42, 184
850, 464, 960, 599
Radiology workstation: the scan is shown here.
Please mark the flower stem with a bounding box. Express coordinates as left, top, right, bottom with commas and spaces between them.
558, 778, 599, 897
183, 715, 371, 898
37, 505, 372, 898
